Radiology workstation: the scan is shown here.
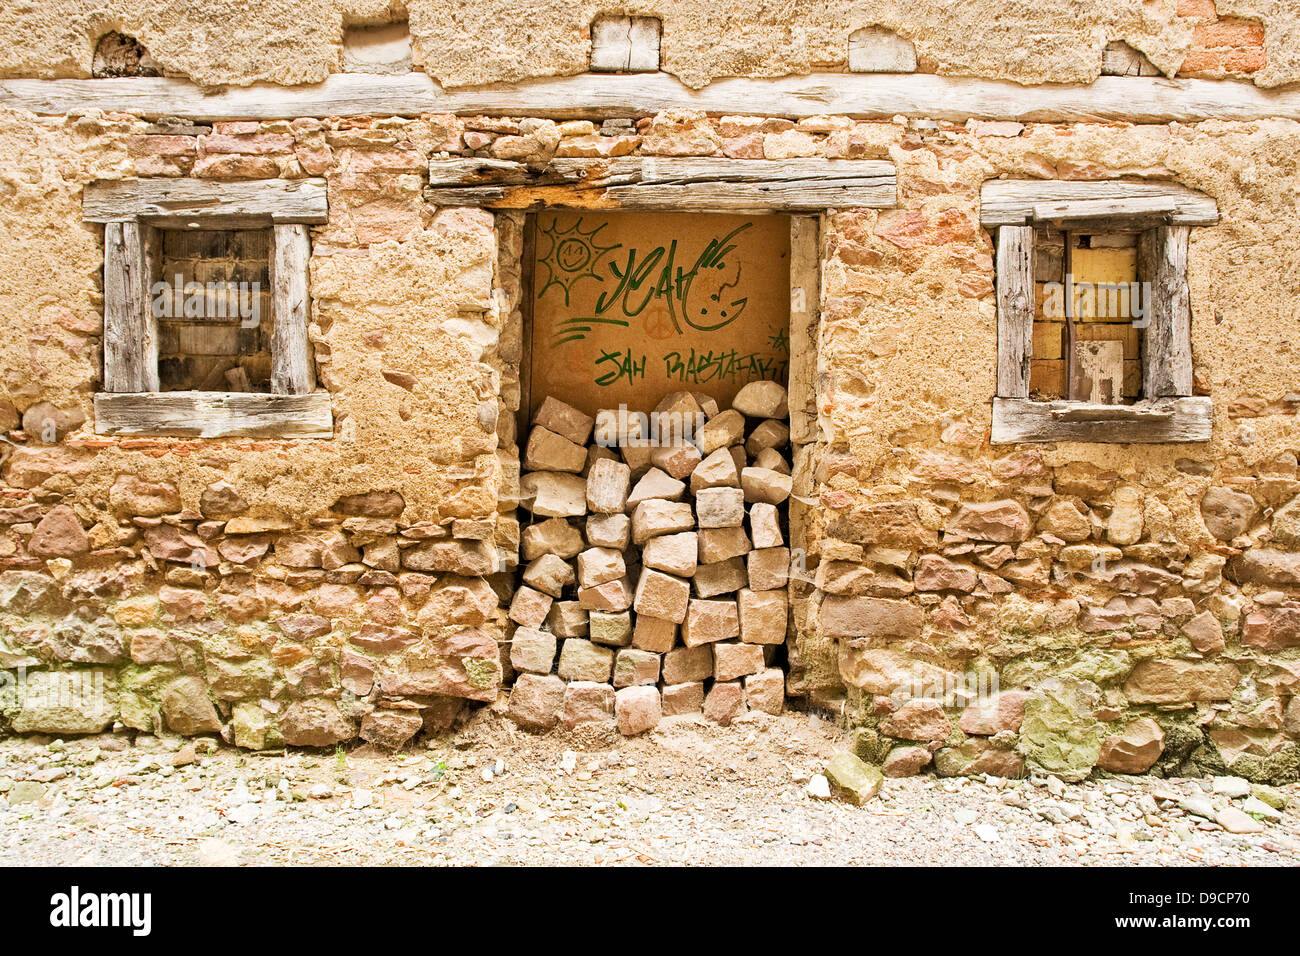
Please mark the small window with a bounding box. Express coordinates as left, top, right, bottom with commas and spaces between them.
981, 179, 1218, 443
83, 178, 332, 438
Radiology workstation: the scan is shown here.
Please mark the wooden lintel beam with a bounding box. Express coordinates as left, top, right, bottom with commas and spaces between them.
6, 73, 1300, 125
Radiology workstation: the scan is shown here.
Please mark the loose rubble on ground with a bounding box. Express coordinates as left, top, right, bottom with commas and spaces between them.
1, 709, 1295, 866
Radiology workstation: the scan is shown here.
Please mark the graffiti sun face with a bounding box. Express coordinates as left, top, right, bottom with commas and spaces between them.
536, 215, 620, 306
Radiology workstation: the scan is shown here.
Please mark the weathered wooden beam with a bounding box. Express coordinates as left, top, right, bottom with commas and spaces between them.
787, 215, 821, 446
270, 223, 315, 395
428, 156, 896, 188
996, 225, 1034, 399
991, 396, 1212, 443
425, 159, 896, 210
102, 220, 159, 392
8, 73, 1300, 125
94, 391, 333, 438
83, 178, 328, 224
1140, 225, 1194, 397
1031, 196, 1178, 222
590, 15, 661, 73
982, 180, 1217, 227
425, 178, 894, 212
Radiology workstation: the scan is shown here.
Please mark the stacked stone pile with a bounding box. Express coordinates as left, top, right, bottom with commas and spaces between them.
506, 381, 794, 735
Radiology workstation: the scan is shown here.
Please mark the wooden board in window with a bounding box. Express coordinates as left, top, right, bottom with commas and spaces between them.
527, 210, 791, 419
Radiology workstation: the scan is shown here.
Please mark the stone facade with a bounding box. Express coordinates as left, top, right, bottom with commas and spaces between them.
0, 7, 1298, 781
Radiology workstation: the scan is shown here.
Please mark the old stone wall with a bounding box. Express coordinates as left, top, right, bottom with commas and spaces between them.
0, 1, 1296, 89
0, 85, 1297, 776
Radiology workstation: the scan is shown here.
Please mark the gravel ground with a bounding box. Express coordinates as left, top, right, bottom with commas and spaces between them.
0, 708, 1296, 866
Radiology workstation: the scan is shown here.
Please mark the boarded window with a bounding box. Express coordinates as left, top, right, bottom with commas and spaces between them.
155, 229, 274, 392
526, 211, 791, 419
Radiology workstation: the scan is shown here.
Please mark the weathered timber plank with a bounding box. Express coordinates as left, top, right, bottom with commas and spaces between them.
83, 178, 328, 224
1140, 225, 1193, 397
103, 220, 159, 392
94, 391, 333, 438
788, 215, 821, 446
9, 73, 1300, 125
996, 225, 1034, 399
427, 157, 896, 189
270, 223, 315, 395
590, 15, 661, 72
426, 177, 895, 211
991, 396, 1212, 443
1031, 196, 1178, 222
982, 179, 1217, 226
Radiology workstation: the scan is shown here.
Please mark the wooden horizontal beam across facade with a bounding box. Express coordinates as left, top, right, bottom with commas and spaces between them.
5, 72, 1300, 125
425, 157, 896, 211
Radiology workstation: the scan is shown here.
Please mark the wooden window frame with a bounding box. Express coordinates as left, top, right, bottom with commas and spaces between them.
981, 179, 1218, 444
83, 178, 333, 438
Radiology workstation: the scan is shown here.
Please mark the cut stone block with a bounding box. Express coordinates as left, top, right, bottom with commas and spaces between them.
662, 644, 714, 684
577, 546, 626, 587
521, 517, 585, 561
703, 681, 746, 725
508, 673, 566, 729
682, 598, 740, 647
745, 419, 789, 457
578, 576, 632, 611
696, 486, 745, 528
713, 641, 765, 682
620, 443, 653, 477
632, 614, 677, 653
752, 447, 790, 475
616, 685, 662, 735
698, 525, 752, 563
693, 557, 747, 597
509, 627, 557, 675
586, 513, 630, 549
633, 567, 691, 623
586, 457, 631, 514
745, 668, 785, 714
521, 472, 587, 517
588, 609, 633, 646
614, 648, 661, 687
562, 681, 615, 729
641, 531, 698, 577
741, 466, 793, 505
747, 546, 790, 590
546, 600, 588, 637
632, 500, 695, 545
523, 553, 575, 598
738, 587, 788, 645
508, 585, 553, 628
749, 502, 784, 548
535, 395, 595, 446
662, 681, 705, 715
690, 446, 741, 493
731, 380, 788, 418
649, 442, 703, 480
627, 467, 686, 506
696, 408, 745, 454
524, 425, 587, 474
558, 638, 614, 682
